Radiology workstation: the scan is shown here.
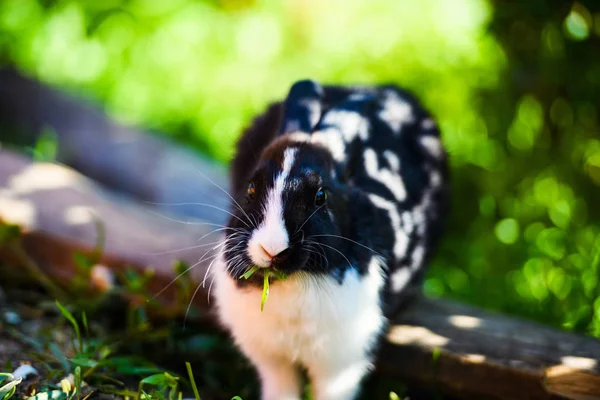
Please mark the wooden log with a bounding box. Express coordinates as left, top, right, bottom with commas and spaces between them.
0, 148, 222, 314
0, 67, 229, 221
0, 149, 599, 400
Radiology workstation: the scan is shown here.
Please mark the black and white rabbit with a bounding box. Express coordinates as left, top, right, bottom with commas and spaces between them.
213, 80, 449, 400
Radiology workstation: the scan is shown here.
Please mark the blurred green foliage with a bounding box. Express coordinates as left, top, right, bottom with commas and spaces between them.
0, 0, 599, 339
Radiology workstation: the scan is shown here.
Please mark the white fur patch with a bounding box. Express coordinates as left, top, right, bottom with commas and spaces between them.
213, 256, 387, 400
410, 244, 425, 271
421, 118, 435, 129
368, 193, 409, 259
311, 130, 347, 163
319, 109, 369, 142
285, 132, 312, 143
364, 148, 407, 202
378, 99, 413, 133
383, 150, 401, 171
419, 135, 444, 160
391, 268, 412, 293
247, 148, 296, 267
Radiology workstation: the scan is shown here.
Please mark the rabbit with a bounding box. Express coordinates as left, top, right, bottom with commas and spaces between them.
212, 79, 449, 400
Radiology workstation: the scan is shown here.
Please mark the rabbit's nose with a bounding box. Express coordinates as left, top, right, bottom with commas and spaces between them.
259, 245, 289, 261
247, 223, 290, 267
258, 244, 275, 259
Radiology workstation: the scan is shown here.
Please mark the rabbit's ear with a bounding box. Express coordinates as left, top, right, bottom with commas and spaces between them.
279, 79, 324, 135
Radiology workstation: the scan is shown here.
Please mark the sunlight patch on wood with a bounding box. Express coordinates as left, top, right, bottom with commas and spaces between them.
448, 314, 482, 329
561, 356, 597, 370
0, 193, 36, 227
64, 205, 95, 225
8, 163, 82, 194
545, 364, 600, 400
387, 325, 449, 347
462, 353, 486, 363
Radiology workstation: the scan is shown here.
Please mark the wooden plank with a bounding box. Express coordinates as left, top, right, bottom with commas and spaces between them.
0, 149, 599, 400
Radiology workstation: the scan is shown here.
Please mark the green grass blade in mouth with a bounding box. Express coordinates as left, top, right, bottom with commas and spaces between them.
240, 266, 260, 280
261, 271, 270, 312
239, 266, 288, 311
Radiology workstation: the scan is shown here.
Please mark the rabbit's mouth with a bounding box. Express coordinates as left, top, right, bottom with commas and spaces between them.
233, 246, 313, 286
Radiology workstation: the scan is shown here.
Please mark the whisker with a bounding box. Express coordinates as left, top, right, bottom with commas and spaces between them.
314, 242, 353, 270
184, 283, 204, 328
143, 240, 224, 256
294, 205, 325, 235
151, 242, 225, 300
197, 226, 247, 244
207, 273, 217, 302
193, 168, 256, 229
304, 243, 329, 269
149, 201, 253, 229
185, 247, 224, 327
201, 250, 224, 295
144, 208, 229, 226
305, 240, 330, 269
310, 234, 381, 255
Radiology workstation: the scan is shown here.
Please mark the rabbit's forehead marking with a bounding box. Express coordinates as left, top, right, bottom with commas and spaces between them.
247, 147, 297, 266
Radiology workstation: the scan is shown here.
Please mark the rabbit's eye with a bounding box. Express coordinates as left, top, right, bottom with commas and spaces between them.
247, 182, 256, 199
314, 188, 327, 207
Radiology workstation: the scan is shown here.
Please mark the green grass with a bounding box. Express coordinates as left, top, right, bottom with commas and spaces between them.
240, 267, 288, 311
0, 227, 256, 400
1, 291, 252, 400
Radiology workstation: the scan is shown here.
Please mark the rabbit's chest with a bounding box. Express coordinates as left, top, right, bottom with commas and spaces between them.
213, 256, 387, 364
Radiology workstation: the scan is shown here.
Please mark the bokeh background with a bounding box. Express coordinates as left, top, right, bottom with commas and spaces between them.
1, 0, 599, 339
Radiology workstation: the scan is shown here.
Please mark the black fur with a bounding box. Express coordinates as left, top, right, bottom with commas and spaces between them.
225, 79, 450, 318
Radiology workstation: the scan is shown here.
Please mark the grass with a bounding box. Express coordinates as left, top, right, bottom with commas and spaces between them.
0, 223, 256, 400
0, 291, 253, 400
0, 223, 417, 400
241, 267, 288, 312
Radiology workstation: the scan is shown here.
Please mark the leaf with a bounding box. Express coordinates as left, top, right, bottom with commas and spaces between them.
0, 222, 21, 244
261, 272, 270, 312
432, 347, 441, 365
60, 379, 72, 395
81, 312, 89, 338
32, 127, 58, 162
72, 252, 92, 272
55, 301, 83, 354
49, 343, 70, 373
0, 377, 22, 400
240, 266, 260, 280
74, 366, 82, 400
69, 358, 98, 368
0, 374, 12, 386
161, 373, 178, 387
185, 362, 201, 400
150, 390, 165, 400
140, 373, 177, 388
26, 391, 67, 400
